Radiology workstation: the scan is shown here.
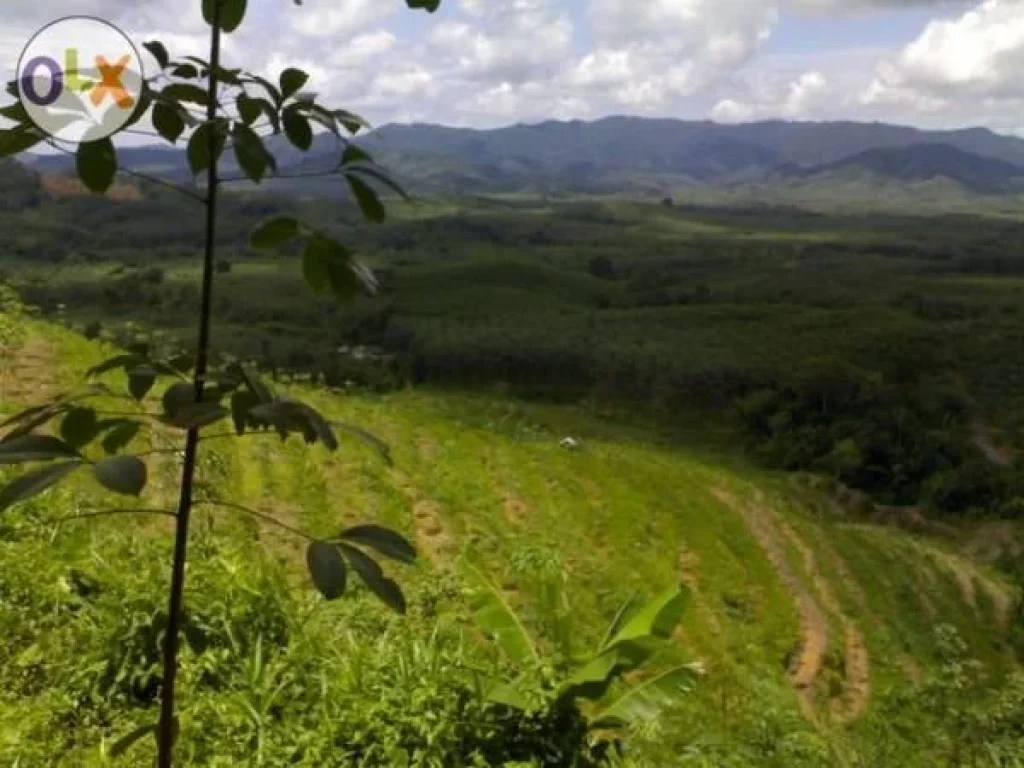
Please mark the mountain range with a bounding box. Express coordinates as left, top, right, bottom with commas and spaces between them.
18, 117, 1024, 198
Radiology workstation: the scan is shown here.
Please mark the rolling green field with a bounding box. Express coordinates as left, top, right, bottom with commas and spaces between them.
1, 317, 1021, 766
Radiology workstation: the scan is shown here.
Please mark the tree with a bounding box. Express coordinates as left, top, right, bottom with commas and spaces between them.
588, 255, 617, 280
0, 1, 442, 764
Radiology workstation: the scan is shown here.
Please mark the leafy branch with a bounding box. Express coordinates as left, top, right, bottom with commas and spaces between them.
0, 0, 442, 765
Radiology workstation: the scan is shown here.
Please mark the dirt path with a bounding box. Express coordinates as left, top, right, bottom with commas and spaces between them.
390, 469, 455, 568
411, 500, 455, 566
934, 551, 978, 612
776, 515, 871, 722
1, 336, 58, 405
712, 487, 828, 721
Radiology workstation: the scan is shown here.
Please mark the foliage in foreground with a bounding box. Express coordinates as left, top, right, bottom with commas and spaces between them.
0, 496, 699, 767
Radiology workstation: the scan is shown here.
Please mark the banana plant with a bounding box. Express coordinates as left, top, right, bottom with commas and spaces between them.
463, 563, 702, 743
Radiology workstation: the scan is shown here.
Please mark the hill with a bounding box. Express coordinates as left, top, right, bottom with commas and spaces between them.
795, 143, 1024, 194
0, 314, 1021, 765
17, 117, 1024, 202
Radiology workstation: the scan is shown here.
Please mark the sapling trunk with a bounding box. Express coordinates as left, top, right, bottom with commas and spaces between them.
157, 5, 223, 764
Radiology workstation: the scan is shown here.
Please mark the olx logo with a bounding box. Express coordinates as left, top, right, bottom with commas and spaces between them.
20, 50, 135, 109
16, 16, 144, 143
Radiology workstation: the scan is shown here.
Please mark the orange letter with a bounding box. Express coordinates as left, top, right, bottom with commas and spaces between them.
91, 54, 135, 109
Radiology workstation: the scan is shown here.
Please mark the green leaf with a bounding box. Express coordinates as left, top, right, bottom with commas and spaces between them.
0, 435, 81, 464
406, 0, 442, 10
128, 366, 157, 401
251, 216, 300, 250
341, 145, 373, 165
603, 586, 690, 654
152, 103, 185, 144
332, 422, 392, 466
484, 679, 532, 711
598, 591, 642, 654
109, 723, 157, 758
170, 63, 200, 79
279, 68, 309, 101
88, 354, 145, 378
282, 107, 313, 151
234, 365, 273, 403
76, 139, 117, 194
589, 664, 701, 727
0, 462, 81, 512
143, 41, 169, 69
0, 126, 43, 158
100, 420, 141, 455
248, 399, 328, 445
558, 650, 625, 704
94, 456, 147, 497
329, 254, 368, 301
236, 94, 261, 126
306, 541, 346, 600
169, 354, 195, 375
244, 75, 282, 107
162, 83, 211, 107
60, 408, 99, 449
187, 120, 227, 177
301, 233, 358, 300
346, 164, 410, 201
162, 382, 196, 419
333, 109, 371, 135
346, 175, 386, 223
296, 401, 338, 450
232, 123, 275, 183
463, 561, 539, 665
230, 390, 259, 435
0, 404, 51, 430
2, 407, 65, 443
329, 109, 370, 135
340, 525, 415, 564
338, 543, 406, 614
305, 104, 339, 135
0, 101, 29, 122
302, 240, 329, 293
217, 0, 246, 32
165, 402, 229, 430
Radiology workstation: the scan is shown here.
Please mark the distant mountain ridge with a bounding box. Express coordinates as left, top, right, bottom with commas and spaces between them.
17, 116, 1024, 197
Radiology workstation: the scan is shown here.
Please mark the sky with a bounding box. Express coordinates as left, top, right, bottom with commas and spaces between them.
3, 0, 1024, 137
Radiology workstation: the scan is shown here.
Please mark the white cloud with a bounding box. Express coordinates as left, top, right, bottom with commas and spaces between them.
428, 0, 573, 82
4, 0, 1024, 138
711, 69, 829, 121
711, 98, 756, 123
577, 0, 779, 107
863, 0, 1024, 107
286, 0, 397, 38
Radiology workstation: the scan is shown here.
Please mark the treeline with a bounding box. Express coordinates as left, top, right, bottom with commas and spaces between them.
738, 359, 1022, 517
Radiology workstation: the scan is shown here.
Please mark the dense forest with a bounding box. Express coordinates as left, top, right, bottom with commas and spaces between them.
5, 157, 1024, 520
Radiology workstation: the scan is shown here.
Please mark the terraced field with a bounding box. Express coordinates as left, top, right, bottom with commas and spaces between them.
0, 320, 1020, 765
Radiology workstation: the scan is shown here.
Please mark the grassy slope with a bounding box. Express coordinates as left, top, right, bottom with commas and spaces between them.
1, 320, 1020, 765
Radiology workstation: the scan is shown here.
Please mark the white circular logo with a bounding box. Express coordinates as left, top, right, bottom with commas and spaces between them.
17, 16, 144, 144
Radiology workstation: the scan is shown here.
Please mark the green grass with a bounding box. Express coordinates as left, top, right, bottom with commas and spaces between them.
0, 320, 1020, 765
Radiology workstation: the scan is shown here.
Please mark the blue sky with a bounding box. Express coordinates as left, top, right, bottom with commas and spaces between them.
2, 0, 1023, 136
